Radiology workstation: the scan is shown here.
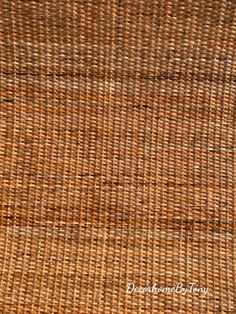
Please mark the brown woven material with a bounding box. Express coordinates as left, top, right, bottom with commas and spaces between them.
0, 1, 235, 313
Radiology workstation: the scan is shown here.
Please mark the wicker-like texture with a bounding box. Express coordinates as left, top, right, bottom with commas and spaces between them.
0, 1, 235, 313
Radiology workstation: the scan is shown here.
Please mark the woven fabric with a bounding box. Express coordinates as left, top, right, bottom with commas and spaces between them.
0, 1, 235, 313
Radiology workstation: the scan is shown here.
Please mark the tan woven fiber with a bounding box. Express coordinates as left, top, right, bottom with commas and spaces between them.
0, 0, 236, 313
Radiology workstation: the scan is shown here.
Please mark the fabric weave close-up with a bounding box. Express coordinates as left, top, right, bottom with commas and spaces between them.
0, 1, 236, 313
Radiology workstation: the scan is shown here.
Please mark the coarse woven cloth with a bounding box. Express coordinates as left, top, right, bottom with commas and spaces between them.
0, 1, 236, 313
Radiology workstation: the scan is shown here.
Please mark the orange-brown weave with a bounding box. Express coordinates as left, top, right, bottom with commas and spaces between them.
0, 1, 235, 313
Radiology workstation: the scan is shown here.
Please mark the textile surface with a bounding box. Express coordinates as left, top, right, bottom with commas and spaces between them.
0, 1, 235, 313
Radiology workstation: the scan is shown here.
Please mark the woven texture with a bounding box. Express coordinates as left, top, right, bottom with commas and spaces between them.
0, 1, 236, 313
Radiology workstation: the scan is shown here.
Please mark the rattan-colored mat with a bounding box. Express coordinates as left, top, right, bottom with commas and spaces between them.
0, 1, 235, 313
